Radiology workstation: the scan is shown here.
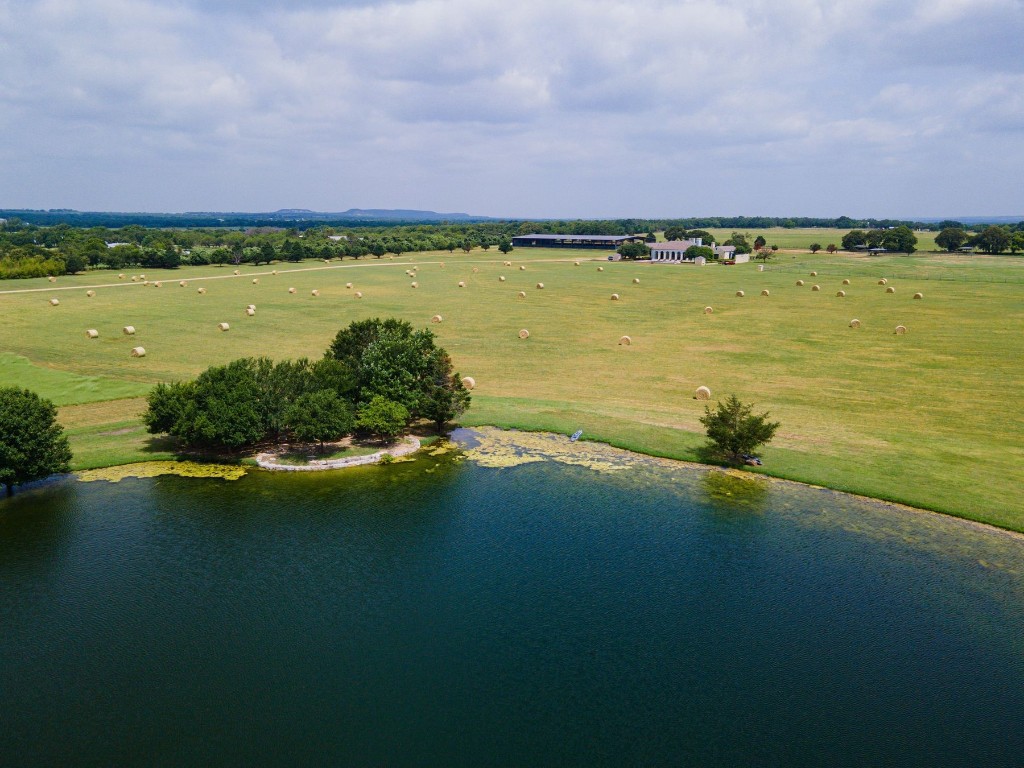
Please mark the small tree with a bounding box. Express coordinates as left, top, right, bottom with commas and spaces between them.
497, 238, 513, 254
356, 396, 409, 443
617, 242, 651, 260
684, 245, 715, 261
0, 387, 73, 496
826, 243, 838, 254
753, 235, 767, 250
809, 243, 822, 253
699, 394, 780, 463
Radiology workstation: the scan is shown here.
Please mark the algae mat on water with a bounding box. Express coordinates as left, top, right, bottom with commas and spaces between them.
77, 461, 246, 483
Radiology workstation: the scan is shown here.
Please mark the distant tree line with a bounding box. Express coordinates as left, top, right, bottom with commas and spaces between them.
144, 318, 471, 452
3, 215, 1023, 279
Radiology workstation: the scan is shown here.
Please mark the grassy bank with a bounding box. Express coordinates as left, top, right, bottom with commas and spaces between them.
2, 247, 1022, 530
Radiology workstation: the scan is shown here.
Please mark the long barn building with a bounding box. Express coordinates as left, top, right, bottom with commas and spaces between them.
510, 233, 646, 250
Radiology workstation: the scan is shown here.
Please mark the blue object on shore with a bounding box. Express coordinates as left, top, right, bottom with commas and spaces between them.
570, 430, 583, 442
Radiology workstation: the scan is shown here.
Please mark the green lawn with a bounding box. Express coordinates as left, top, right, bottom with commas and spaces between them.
2, 249, 1022, 530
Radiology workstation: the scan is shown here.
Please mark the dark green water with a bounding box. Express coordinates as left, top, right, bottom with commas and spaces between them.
2, 441, 1024, 767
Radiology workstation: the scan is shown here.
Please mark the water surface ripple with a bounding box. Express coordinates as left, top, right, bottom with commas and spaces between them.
2, 439, 1023, 766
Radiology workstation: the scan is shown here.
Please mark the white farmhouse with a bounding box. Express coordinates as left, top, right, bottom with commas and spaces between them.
649, 239, 706, 264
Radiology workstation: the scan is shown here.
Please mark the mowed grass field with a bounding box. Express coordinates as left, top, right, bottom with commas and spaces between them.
699, 227, 942, 252
2, 247, 1023, 530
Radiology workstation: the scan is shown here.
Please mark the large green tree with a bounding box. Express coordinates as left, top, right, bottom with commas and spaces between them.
0, 387, 73, 495
699, 394, 780, 463
974, 225, 1012, 253
419, 350, 472, 434
935, 227, 968, 252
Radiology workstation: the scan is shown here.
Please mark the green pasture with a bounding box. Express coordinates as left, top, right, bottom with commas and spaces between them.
693, 227, 943, 252
2, 249, 1022, 530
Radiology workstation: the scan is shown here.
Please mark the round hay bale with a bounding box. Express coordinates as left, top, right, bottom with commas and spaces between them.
48, 297, 61, 306
323, 259, 330, 264
218, 322, 230, 331
849, 319, 861, 328
131, 276, 139, 282
536, 282, 544, 289
354, 291, 363, 298
123, 326, 136, 335
611, 293, 620, 301
197, 287, 206, 294
245, 308, 255, 316
139, 274, 145, 280
597, 266, 604, 272
913, 292, 923, 300
233, 270, 240, 276
886, 286, 896, 294
118, 273, 126, 280
574, 261, 580, 266
518, 329, 530, 339
498, 276, 506, 282
878, 278, 888, 285
895, 325, 907, 335
504, 261, 512, 267
48, 276, 56, 283
632, 278, 640, 284
143, 281, 150, 287
272, 270, 277, 276
411, 282, 419, 288
518, 291, 526, 298
86, 290, 95, 297
796, 280, 804, 286
735, 290, 745, 297
288, 287, 296, 294
247, 304, 256, 310
810, 271, 817, 276
842, 278, 850, 285
86, 329, 99, 338
695, 386, 711, 400
472, 267, 479, 273
431, 314, 443, 323
153, 281, 161, 288
519, 265, 526, 271
406, 270, 413, 276
130, 347, 146, 358
311, 289, 319, 296
836, 290, 846, 297
440, 262, 445, 268
811, 285, 820, 291
461, 376, 476, 390
761, 289, 770, 296
346, 282, 352, 289
179, 281, 187, 287
618, 335, 632, 346
704, 306, 713, 314
457, 281, 465, 288
252, 278, 259, 285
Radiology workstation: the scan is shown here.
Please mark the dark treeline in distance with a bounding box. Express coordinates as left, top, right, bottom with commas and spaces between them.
2, 215, 1022, 279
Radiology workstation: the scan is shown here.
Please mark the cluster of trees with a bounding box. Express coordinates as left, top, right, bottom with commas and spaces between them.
145, 318, 471, 452
0, 388, 72, 495
935, 225, 1024, 254
840, 226, 918, 254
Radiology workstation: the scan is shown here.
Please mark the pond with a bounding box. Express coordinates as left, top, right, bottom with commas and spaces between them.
2, 429, 1023, 766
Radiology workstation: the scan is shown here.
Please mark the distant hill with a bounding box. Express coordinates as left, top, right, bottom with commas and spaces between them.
0, 208, 493, 228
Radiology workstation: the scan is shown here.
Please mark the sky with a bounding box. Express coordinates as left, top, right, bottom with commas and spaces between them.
1, 0, 1022, 219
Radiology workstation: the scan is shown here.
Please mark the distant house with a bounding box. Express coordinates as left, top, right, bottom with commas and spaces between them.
510, 233, 646, 250
651, 240, 749, 265
649, 239, 706, 264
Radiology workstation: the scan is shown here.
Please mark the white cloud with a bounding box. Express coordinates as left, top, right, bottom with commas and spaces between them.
0, 0, 1021, 215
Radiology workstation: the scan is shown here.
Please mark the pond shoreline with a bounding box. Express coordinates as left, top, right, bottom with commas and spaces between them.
254, 436, 421, 471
